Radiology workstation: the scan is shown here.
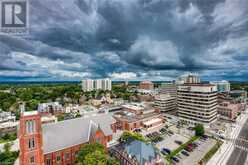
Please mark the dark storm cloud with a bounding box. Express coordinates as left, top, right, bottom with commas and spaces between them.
0, 0, 248, 81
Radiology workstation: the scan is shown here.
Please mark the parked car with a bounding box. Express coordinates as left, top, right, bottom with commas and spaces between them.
175, 140, 183, 145
192, 142, 198, 148
187, 127, 194, 130
185, 145, 193, 152
163, 148, 171, 154
161, 150, 168, 155
202, 135, 208, 140
134, 128, 141, 132
160, 128, 167, 133
172, 157, 180, 162
181, 150, 189, 156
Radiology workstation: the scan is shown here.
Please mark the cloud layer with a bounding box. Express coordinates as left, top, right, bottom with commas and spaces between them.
0, 0, 248, 81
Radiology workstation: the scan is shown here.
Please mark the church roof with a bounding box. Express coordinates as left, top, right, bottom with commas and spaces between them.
42, 114, 116, 154
124, 140, 158, 165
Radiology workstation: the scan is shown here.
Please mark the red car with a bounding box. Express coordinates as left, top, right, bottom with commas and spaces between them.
185, 145, 193, 152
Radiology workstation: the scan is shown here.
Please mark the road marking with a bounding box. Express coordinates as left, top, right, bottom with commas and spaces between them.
234, 145, 248, 152
245, 153, 248, 165
232, 148, 243, 165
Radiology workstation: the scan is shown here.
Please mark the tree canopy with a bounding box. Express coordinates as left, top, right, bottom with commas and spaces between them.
76, 143, 119, 165
194, 124, 205, 136
120, 131, 146, 142
0, 143, 19, 165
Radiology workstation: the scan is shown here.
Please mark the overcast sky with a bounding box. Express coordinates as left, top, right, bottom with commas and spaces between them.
0, 0, 248, 81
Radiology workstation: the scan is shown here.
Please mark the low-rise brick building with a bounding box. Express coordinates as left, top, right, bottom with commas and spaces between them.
113, 103, 164, 131
217, 101, 242, 121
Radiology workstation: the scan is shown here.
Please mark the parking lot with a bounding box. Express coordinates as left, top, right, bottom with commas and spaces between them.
156, 133, 189, 151
174, 138, 216, 165
136, 120, 217, 165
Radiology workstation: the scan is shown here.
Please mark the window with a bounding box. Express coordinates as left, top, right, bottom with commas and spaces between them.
30, 156, 35, 164
65, 152, 70, 160
95, 137, 101, 143
46, 159, 51, 165
26, 120, 36, 134
28, 138, 35, 149
75, 151, 79, 157
56, 155, 61, 162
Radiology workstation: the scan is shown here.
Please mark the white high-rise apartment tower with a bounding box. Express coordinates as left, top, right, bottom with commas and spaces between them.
82, 79, 112, 91
82, 79, 94, 92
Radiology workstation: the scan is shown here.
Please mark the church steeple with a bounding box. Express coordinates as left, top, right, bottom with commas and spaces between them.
19, 110, 44, 165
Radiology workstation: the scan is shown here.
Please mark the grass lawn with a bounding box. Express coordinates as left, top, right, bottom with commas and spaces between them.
199, 140, 223, 164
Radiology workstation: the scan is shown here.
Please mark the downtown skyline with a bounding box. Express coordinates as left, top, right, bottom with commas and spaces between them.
0, 0, 248, 82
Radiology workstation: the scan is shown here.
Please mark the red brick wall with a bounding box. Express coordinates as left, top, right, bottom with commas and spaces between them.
44, 144, 83, 165
90, 129, 112, 149
119, 121, 142, 131
19, 114, 44, 165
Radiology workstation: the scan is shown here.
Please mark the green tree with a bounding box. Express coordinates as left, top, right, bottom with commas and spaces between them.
77, 143, 105, 163
57, 114, 65, 121
194, 124, 205, 136
3, 143, 12, 153
83, 150, 107, 165
107, 157, 120, 165
0, 143, 19, 165
76, 143, 119, 165
120, 131, 146, 142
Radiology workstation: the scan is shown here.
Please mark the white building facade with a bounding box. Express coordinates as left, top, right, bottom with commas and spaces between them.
82, 79, 94, 92
177, 73, 201, 84
210, 80, 230, 93
82, 79, 112, 92
177, 84, 218, 126
159, 83, 177, 97
153, 94, 177, 113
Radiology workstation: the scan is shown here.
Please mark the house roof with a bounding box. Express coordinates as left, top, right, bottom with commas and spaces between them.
124, 140, 158, 165
42, 114, 116, 154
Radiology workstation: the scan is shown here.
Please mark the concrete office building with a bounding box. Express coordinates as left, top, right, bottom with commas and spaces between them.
153, 94, 177, 113
139, 81, 154, 90
177, 84, 218, 125
210, 80, 230, 93
177, 73, 201, 84
159, 83, 177, 98
82, 79, 112, 91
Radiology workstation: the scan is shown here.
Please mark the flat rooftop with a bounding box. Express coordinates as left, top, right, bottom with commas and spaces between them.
122, 104, 144, 111
180, 83, 216, 87
23, 111, 38, 116
113, 110, 161, 122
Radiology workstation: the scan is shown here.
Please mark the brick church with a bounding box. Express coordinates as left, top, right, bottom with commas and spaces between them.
19, 110, 117, 165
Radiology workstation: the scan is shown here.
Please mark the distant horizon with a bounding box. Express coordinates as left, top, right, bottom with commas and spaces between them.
0, 80, 247, 85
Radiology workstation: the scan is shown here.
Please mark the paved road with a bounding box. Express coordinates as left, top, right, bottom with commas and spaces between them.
226, 118, 248, 165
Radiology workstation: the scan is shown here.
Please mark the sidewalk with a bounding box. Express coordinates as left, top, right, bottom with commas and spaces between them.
207, 109, 248, 165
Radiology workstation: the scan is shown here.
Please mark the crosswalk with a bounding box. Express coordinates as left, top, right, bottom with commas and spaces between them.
229, 137, 248, 143
228, 137, 248, 152
234, 145, 248, 152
